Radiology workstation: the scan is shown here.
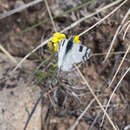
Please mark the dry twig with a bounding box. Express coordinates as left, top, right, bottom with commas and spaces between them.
0, 43, 17, 64
101, 67, 130, 126
91, 51, 130, 56
79, 0, 127, 36
61, 0, 123, 34
74, 65, 117, 130
44, 0, 57, 32
108, 45, 130, 88
123, 23, 130, 40
68, 99, 95, 130
0, 0, 43, 19
119, 20, 130, 33
103, 7, 129, 63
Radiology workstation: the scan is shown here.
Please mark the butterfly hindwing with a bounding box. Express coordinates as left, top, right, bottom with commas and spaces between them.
71, 43, 87, 63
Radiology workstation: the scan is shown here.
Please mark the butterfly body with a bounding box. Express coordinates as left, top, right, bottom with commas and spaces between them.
58, 37, 91, 71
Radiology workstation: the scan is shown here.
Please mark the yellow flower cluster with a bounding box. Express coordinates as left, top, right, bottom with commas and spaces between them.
48, 32, 66, 52
73, 35, 80, 43
47, 32, 80, 52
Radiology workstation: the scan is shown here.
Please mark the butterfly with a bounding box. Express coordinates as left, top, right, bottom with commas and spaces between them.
58, 37, 91, 71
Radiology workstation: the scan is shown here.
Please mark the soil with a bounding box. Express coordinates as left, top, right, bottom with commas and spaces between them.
0, 0, 130, 130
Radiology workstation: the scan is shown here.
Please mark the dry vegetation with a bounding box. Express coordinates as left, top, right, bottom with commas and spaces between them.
0, 0, 130, 130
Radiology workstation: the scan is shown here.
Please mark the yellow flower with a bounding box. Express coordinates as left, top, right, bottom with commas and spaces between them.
51, 37, 58, 43
53, 32, 60, 37
54, 42, 59, 52
47, 41, 53, 51
59, 33, 66, 39
47, 33, 80, 52
48, 32, 66, 52
53, 32, 66, 40
73, 35, 80, 43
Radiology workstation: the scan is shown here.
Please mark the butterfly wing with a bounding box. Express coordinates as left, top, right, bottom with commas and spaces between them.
61, 43, 88, 71
71, 43, 87, 63
61, 50, 74, 71
58, 39, 68, 70
58, 39, 91, 71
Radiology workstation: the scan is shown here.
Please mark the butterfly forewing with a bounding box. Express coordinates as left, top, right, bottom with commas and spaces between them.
58, 39, 68, 69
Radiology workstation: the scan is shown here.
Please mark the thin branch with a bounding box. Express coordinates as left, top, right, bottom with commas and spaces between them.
89, 111, 101, 130
61, 0, 123, 34
68, 99, 95, 130
79, 0, 128, 37
119, 20, 130, 33
44, 0, 57, 32
0, 43, 17, 64
123, 23, 130, 40
101, 67, 130, 127
74, 64, 117, 130
108, 45, 130, 88
0, 0, 43, 19
16, 0, 97, 34
13, 38, 51, 71
103, 7, 130, 63
91, 51, 130, 56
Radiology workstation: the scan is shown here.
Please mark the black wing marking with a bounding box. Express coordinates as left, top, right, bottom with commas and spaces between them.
79, 45, 83, 52
62, 39, 65, 46
83, 48, 91, 61
65, 37, 74, 54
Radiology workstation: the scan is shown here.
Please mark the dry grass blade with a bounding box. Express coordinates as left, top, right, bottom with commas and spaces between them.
119, 20, 130, 33
74, 65, 117, 130
0, 0, 43, 19
79, 0, 128, 37
123, 23, 130, 40
101, 67, 130, 126
0, 43, 17, 64
13, 38, 51, 71
101, 18, 130, 124
103, 7, 129, 63
44, 0, 57, 32
92, 51, 130, 56
89, 111, 101, 130
61, 0, 123, 34
13, 0, 123, 71
68, 99, 95, 130
108, 45, 130, 88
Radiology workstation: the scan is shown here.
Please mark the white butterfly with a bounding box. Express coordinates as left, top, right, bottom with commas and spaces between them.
58, 37, 91, 71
